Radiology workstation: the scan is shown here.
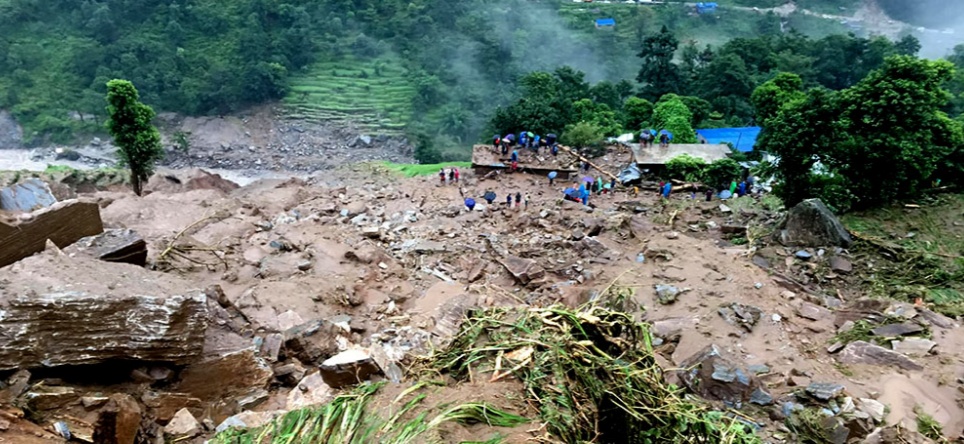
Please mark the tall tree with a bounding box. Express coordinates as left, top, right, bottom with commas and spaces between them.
652, 94, 697, 143
636, 26, 681, 101
105, 79, 164, 196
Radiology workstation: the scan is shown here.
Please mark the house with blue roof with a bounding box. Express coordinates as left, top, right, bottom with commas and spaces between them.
595, 18, 615, 29
695, 127, 761, 152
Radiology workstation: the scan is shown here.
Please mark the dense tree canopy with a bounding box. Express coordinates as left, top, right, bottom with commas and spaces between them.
756, 57, 964, 211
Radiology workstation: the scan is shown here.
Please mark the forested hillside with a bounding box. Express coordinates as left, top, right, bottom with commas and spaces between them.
0, 0, 961, 156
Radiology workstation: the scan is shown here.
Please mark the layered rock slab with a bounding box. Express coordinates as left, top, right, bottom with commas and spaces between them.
0, 252, 207, 370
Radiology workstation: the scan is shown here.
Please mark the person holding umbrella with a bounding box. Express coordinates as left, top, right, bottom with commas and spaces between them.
548, 171, 558, 186
484, 190, 497, 205
465, 197, 476, 211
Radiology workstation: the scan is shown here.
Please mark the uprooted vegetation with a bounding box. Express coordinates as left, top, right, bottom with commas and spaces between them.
213, 304, 759, 444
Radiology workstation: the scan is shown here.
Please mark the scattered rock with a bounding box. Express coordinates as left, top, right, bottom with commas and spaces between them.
797, 302, 832, 321
274, 361, 307, 387
283, 320, 343, 365
718, 204, 732, 214
806, 382, 845, 401
654, 284, 681, 305
890, 338, 936, 357
858, 398, 886, 423
837, 341, 923, 371
870, 322, 924, 337
827, 341, 845, 354
92, 394, 142, 444
794, 250, 812, 260
141, 392, 203, 422
215, 410, 283, 434
579, 236, 609, 256
176, 349, 273, 400
258, 333, 284, 362
501, 255, 546, 285
286, 372, 332, 410
779, 198, 852, 247
21, 386, 78, 412
664, 231, 679, 240
829, 256, 853, 274
0, 178, 57, 212
164, 408, 201, 439
917, 308, 956, 329
676, 344, 770, 408
318, 349, 383, 388
751, 255, 771, 269
718, 302, 763, 332
721, 224, 747, 234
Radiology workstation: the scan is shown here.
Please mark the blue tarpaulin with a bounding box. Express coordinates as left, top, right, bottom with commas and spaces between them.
595, 18, 615, 27
696, 127, 761, 152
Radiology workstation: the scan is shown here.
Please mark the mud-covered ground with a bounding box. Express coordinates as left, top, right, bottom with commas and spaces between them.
1, 145, 962, 443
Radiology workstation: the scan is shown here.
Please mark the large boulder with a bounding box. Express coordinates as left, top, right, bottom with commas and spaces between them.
778, 199, 852, 248
0, 179, 57, 212
501, 255, 545, 285
0, 253, 207, 370
0, 200, 104, 268
64, 229, 148, 266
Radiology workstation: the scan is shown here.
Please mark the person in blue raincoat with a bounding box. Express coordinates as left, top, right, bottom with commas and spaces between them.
548, 171, 557, 186
510, 149, 518, 162
519, 131, 529, 148
662, 181, 672, 197
533, 135, 541, 151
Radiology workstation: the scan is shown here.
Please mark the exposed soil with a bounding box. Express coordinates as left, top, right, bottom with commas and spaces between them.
1, 145, 963, 443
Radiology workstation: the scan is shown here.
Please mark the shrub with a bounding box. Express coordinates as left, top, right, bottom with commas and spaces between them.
665, 154, 707, 182
702, 158, 743, 189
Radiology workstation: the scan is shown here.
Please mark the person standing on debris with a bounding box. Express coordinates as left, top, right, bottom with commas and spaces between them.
640, 130, 653, 147
448, 168, 455, 183
610, 177, 617, 193
658, 180, 666, 196
502, 133, 515, 155
525, 193, 531, 209
705, 187, 714, 202
533, 135, 541, 152
506, 193, 512, 206
484, 190, 496, 205
454, 168, 460, 183
659, 132, 670, 148
633, 186, 639, 197
729, 180, 738, 196
662, 181, 672, 198
548, 171, 557, 186
737, 180, 746, 197
519, 131, 529, 149
465, 197, 476, 211
439, 168, 446, 185
515, 192, 522, 207
493, 134, 501, 150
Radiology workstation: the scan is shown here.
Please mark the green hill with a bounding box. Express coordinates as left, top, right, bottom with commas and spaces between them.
0, 0, 890, 147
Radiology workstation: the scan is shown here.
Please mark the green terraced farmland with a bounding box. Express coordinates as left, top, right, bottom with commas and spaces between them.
284, 56, 416, 136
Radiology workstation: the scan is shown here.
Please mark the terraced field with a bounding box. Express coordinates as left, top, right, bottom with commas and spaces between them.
284, 56, 415, 136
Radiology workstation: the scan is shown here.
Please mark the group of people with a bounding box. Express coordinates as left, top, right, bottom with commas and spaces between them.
465, 190, 529, 211
656, 177, 757, 201
494, 132, 560, 158
438, 167, 460, 185
639, 129, 672, 148
562, 176, 620, 206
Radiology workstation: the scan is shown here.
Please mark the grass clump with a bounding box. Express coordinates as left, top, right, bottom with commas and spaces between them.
914, 405, 945, 442
376, 161, 472, 178
211, 381, 526, 444
432, 304, 760, 443
830, 317, 929, 346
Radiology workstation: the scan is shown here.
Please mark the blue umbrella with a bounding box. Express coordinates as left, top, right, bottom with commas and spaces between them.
582, 176, 594, 184
650, 129, 657, 136
548, 171, 558, 179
